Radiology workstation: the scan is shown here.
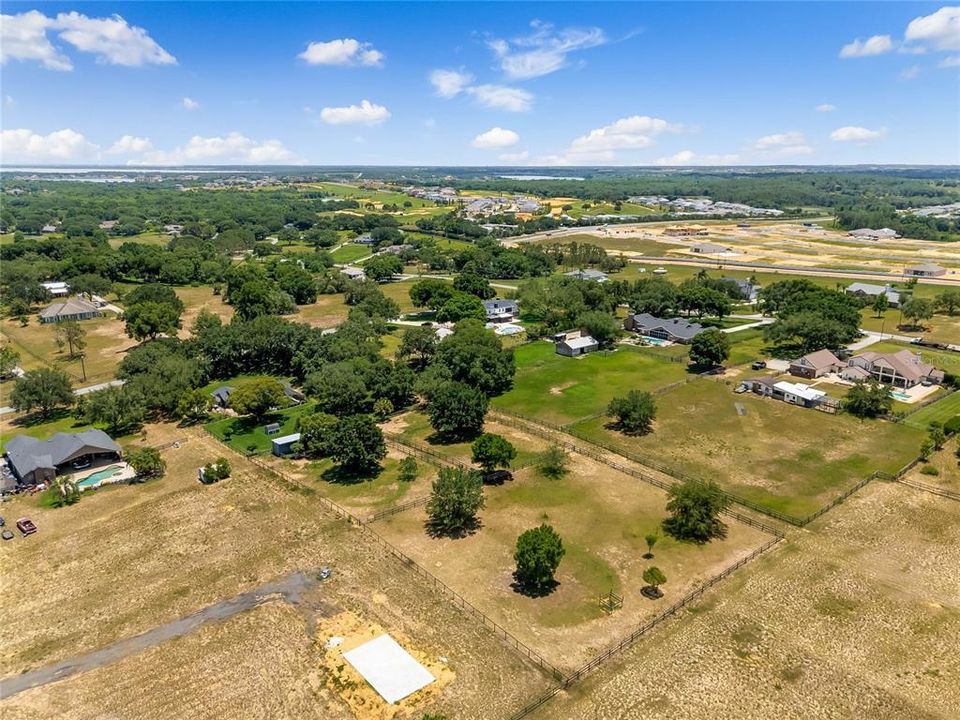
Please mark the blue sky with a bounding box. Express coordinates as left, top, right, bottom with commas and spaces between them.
1, 2, 958, 166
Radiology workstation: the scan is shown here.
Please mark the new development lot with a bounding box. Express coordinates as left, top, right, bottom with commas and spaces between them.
373, 453, 772, 672
533, 481, 960, 720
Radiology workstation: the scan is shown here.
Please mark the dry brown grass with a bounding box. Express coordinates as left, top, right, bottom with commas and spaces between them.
532, 481, 960, 720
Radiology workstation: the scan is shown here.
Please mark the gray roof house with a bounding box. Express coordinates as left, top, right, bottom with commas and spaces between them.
39, 295, 101, 323
211, 386, 234, 408
483, 299, 519, 322
624, 313, 705, 344
340, 266, 367, 281
556, 335, 599, 357
845, 283, 901, 307
5, 429, 121, 487
565, 269, 609, 283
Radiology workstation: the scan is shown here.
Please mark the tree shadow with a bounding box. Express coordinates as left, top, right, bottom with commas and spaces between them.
510, 571, 560, 598
12, 408, 80, 429
603, 419, 653, 437
425, 428, 482, 446
425, 515, 483, 539
320, 463, 383, 486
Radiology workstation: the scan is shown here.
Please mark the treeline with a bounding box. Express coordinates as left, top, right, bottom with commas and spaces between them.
834, 206, 959, 241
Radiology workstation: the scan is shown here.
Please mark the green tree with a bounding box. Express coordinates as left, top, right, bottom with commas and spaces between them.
661, 479, 730, 544
229, 378, 288, 420
296, 411, 338, 458
364, 254, 404, 282
55, 320, 87, 358
453, 272, 495, 299
128, 446, 166, 479
436, 292, 486, 323
327, 414, 387, 475
536, 445, 568, 479
871, 292, 889, 318
409, 279, 456, 311
901, 297, 934, 329
919, 437, 935, 460
688, 328, 731, 368
396, 325, 440, 369
10, 367, 74, 416
48, 475, 80, 507
124, 301, 183, 341
514, 523, 565, 594
935, 289, 960, 316
433, 319, 515, 396
373, 397, 394, 418
176, 388, 213, 424
575, 310, 621, 346
200, 457, 231, 483
607, 390, 657, 435
231, 280, 295, 320
929, 423, 947, 450
642, 566, 667, 593
397, 456, 419, 483
82, 384, 146, 435
426, 467, 485, 537
426, 381, 489, 439
305, 362, 369, 416
0, 344, 20, 377
842, 380, 893, 418
644, 532, 658, 558
471, 433, 517, 473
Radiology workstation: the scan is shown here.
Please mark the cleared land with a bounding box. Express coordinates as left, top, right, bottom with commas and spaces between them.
491, 342, 691, 426
534, 481, 960, 720
175, 285, 234, 335
374, 453, 771, 672
569, 378, 926, 520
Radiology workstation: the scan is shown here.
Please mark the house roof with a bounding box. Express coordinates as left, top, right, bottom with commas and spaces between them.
561, 335, 598, 350
565, 269, 608, 281
852, 349, 936, 383
691, 242, 734, 253
774, 381, 826, 402
843, 365, 871, 379
39, 295, 99, 320
793, 349, 842, 371
905, 263, 945, 273
846, 283, 900, 301
272, 433, 301, 445
628, 313, 705, 340
211, 386, 234, 403
483, 299, 518, 311
5, 429, 120, 479
340, 267, 366, 277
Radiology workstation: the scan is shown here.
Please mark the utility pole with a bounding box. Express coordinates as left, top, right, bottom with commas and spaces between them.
78, 353, 87, 383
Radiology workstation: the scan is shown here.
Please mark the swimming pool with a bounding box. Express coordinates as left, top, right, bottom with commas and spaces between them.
76, 464, 125, 489
890, 390, 912, 402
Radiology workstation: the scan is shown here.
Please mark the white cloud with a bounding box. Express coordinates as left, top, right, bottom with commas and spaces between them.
0, 10, 175, 69
319, 99, 390, 125
1, 128, 100, 163
466, 84, 533, 112
498, 150, 529, 162
816, 103, 836, 112
653, 150, 740, 166
429, 69, 473, 98
752, 131, 813, 156
538, 115, 682, 165
905, 6, 960, 51
0, 10, 72, 70
830, 125, 887, 142
130, 133, 299, 165
472, 127, 520, 149
839, 34, 893, 58
899, 64, 921, 80
182, 97, 199, 110
940, 55, 960, 67
488, 21, 606, 80
298, 38, 384, 67
107, 135, 153, 154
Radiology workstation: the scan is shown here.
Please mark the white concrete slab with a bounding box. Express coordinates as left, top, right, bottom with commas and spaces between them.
343, 634, 435, 704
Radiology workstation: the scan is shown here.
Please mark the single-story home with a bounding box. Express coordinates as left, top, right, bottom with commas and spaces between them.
904, 263, 947, 278
740, 377, 777, 397
843, 350, 943, 388
721, 277, 759, 302
98, 220, 119, 230
845, 283, 901, 308
211, 386, 234, 408
39, 295, 101, 324
691, 242, 734, 254
340, 266, 366, 281
556, 335, 599, 357
5, 429, 121, 487
483, 299, 519, 322
789, 349, 843, 379
271, 433, 301, 457
354, 234, 377, 245
41, 281, 70, 297
565, 269, 609, 283
41, 224, 59, 234
624, 313, 705, 344
774, 381, 828, 408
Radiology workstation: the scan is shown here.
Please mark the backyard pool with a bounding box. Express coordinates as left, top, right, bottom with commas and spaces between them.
890, 390, 912, 402
77, 464, 126, 490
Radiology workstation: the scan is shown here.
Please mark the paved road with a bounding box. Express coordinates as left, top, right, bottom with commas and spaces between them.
0, 571, 324, 701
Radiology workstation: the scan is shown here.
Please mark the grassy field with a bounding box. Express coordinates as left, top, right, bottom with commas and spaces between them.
859, 308, 960, 346
569, 378, 926, 520
375, 452, 769, 672
330, 243, 372, 264
902, 391, 960, 429
175, 285, 234, 336
204, 402, 313, 455
108, 232, 170, 249
534, 481, 960, 720
382, 410, 550, 469
491, 341, 691, 426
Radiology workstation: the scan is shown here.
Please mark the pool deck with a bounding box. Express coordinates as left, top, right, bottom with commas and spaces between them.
73, 462, 135, 489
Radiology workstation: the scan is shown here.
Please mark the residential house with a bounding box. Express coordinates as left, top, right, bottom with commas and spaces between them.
5, 429, 121, 487
845, 283, 901, 308
774, 381, 828, 408
340, 266, 366, 281
789, 349, 843, 379
904, 263, 947, 278
163, 224, 183, 236
624, 313, 705, 344
39, 296, 101, 323
435, 326, 454, 341
721, 277, 759, 301
98, 220, 119, 231
211, 386, 234, 408
556, 335, 599, 357
740, 377, 777, 397
354, 234, 377, 245
565, 269, 609, 283
842, 350, 944, 388
41, 224, 58, 234
483, 299, 519, 323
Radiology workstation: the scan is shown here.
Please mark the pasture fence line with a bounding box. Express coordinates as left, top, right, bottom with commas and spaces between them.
891, 476, 960, 502
383, 435, 470, 469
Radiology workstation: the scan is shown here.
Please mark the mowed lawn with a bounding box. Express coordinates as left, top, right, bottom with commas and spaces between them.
205, 402, 314, 455
569, 378, 926, 520
491, 341, 690, 426
330, 244, 372, 263
904, 391, 960, 429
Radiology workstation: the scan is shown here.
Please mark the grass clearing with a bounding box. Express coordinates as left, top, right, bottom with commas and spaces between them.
205, 402, 314, 455
491, 341, 691, 426
569, 378, 926, 520
175, 285, 234, 336
330, 244, 372, 263
903, 391, 960, 429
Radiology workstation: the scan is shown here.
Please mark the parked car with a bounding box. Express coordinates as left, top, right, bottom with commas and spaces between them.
751, 360, 767, 370
16, 517, 37, 536
72, 458, 91, 470
482, 470, 513, 485
1, 530, 13, 541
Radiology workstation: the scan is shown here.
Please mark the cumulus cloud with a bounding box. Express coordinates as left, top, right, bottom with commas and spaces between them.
905, 6, 960, 51
129, 133, 300, 165
830, 125, 887, 142
653, 150, 740, 166
498, 150, 529, 162
182, 97, 200, 110
816, 103, 836, 112
488, 21, 606, 80
429, 69, 473, 98
319, 99, 390, 125
472, 127, 520, 149
0, 10, 175, 69
538, 115, 682, 165
298, 38, 383, 66
752, 131, 813, 157
466, 84, 533, 112
840, 34, 893, 58
107, 135, 154, 154
940, 54, 960, 67
1, 128, 100, 162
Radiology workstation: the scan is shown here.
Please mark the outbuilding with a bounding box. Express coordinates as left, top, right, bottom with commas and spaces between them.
271, 433, 301, 457
556, 335, 599, 357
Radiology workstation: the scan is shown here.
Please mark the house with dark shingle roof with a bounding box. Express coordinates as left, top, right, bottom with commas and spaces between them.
624, 313, 705, 344
5, 429, 121, 487
789, 349, 843, 379
39, 295, 101, 323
